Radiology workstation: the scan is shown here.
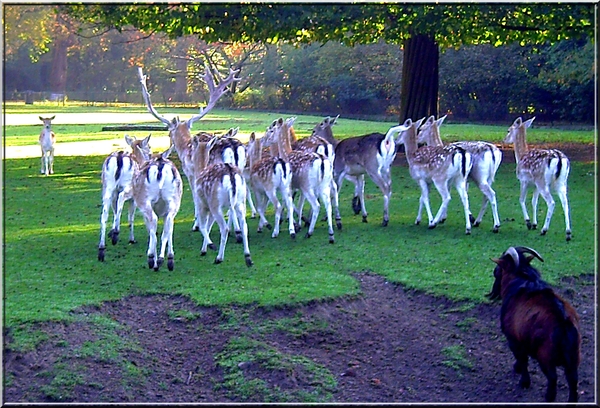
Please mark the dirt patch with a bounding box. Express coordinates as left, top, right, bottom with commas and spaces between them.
3, 272, 595, 403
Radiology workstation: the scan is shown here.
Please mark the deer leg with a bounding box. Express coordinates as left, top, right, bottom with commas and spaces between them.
535, 183, 555, 236
198, 207, 215, 256
319, 185, 335, 244
283, 189, 296, 239
265, 190, 282, 238
356, 174, 368, 223
158, 210, 177, 271
127, 199, 137, 244
476, 181, 500, 233
40, 149, 46, 174
235, 202, 253, 267
49, 147, 54, 174
246, 183, 257, 218
213, 210, 230, 264
417, 179, 434, 227
254, 192, 270, 233
518, 182, 532, 230
556, 184, 572, 241
368, 171, 392, 227
110, 190, 128, 246
432, 180, 453, 229
141, 208, 158, 270
454, 178, 472, 235
303, 191, 320, 239
188, 177, 201, 231
330, 178, 342, 230
98, 191, 112, 261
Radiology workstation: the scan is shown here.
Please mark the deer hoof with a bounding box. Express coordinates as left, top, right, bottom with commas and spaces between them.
266, 223, 272, 230
235, 231, 243, 243
566, 231, 572, 241
129, 239, 137, 244
147, 255, 155, 269
208, 243, 217, 251
352, 196, 361, 215
473, 221, 481, 228
336, 219, 342, 230
469, 214, 476, 224
492, 225, 500, 233
439, 218, 447, 224
304, 232, 312, 239
98, 247, 105, 262
382, 219, 388, 227
200, 251, 207, 257
362, 215, 368, 223
109, 229, 119, 245
465, 229, 471, 235
245, 255, 253, 267
540, 229, 547, 236
526, 220, 532, 230
167, 256, 174, 271
329, 234, 335, 244
290, 233, 296, 240
428, 223, 437, 230
156, 257, 164, 270
214, 258, 223, 265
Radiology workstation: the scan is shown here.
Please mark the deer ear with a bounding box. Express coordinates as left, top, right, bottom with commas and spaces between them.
124, 134, 135, 146
437, 115, 447, 127
50, 116, 55, 120
162, 144, 175, 159
524, 117, 535, 128
514, 117, 522, 127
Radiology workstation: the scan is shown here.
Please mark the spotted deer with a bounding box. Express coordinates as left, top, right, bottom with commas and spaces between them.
137, 66, 240, 231
270, 117, 335, 243
418, 115, 502, 232
38, 116, 56, 175
333, 120, 412, 227
504, 117, 571, 241
98, 134, 152, 262
396, 118, 474, 234
246, 127, 296, 239
132, 144, 183, 271
191, 135, 253, 266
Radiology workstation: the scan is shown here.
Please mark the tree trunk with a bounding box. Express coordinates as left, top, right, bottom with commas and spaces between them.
48, 38, 69, 93
399, 34, 439, 123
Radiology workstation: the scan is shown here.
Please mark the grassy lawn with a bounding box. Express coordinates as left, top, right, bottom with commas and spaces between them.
2, 105, 597, 328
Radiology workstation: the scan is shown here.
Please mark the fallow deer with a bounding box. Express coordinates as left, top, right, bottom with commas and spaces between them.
98, 134, 152, 262
191, 136, 253, 266
417, 115, 503, 233
503, 117, 571, 241
38, 116, 56, 176
137, 66, 240, 231
132, 144, 183, 271
270, 117, 336, 243
333, 120, 412, 227
246, 128, 296, 239
396, 118, 474, 234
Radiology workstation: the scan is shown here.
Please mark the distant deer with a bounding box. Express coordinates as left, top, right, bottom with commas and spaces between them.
132, 144, 183, 271
503, 117, 571, 241
38, 116, 56, 175
137, 66, 240, 231
396, 118, 474, 234
98, 134, 152, 262
417, 115, 502, 233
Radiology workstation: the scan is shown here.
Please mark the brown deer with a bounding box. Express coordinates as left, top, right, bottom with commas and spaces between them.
38, 116, 56, 175
503, 117, 571, 241
137, 66, 240, 231
417, 115, 503, 233
396, 118, 474, 234
98, 134, 152, 262
191, 135, 253, 266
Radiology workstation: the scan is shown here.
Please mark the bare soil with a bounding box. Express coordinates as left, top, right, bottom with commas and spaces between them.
3, 143, 597, 404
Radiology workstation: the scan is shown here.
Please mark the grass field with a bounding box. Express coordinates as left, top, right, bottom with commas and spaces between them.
2, 105, 597, 329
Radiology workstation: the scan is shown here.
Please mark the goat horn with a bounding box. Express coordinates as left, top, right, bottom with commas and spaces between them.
515, 246, 544, 263
504, 246, 520, 269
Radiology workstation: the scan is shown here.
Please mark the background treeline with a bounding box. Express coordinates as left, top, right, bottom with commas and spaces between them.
4, 17, 594, 123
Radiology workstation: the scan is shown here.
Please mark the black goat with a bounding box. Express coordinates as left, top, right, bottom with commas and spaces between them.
487, 246, 581, 402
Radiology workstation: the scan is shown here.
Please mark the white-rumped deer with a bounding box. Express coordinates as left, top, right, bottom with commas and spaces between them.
39, 116, 56, 175
98, 134, 152, 262
503, 117, 571, 241
133, 144, 183, 271
246, 128, 295, 239
191, 135, 253, 266
137, 66, 240, 231
418, 115, 503, 233
333, 120, 412, 227
396, 118, 474, 234
270, 117, 336, 243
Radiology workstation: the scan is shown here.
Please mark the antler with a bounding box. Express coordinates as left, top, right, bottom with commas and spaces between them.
137, 67, 172, 127
188, 65, 241, 128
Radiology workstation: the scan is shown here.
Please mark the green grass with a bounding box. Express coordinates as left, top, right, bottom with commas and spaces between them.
2, 110, 597, 329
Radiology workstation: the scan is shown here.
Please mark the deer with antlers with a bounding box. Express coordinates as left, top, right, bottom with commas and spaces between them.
504, 117, 571, 241
396, 118, 474, 234
132, 144, 183, 271
98, 134, 152, 262
38, 116, 56, 176
137, 66, 240, 231
417, 115, 503, 233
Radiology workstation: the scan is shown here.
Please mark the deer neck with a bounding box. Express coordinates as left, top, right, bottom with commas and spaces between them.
171, 123, 193, 158
512, 127, 529, 164
248, 139, 262, 169
192, 142, 211, 173
429, 125, 443, 146
277, 123, 292, 160
401, 128, 420, 165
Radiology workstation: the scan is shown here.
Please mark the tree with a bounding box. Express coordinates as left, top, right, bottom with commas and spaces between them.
59, 3, 594, 121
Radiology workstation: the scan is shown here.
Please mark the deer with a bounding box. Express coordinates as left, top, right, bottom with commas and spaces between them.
503, 117, 572, 241
332, 120, 413, 227
137, 65, 240, 232
38, 116, 56, 176
98, 134, 152, 262
191, 135, 253, 267
395, 118, 474, 234
269, 117, 336, 243
246, 126, 296, 239
417, 115, 503, 233
132, 144, 183, 271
